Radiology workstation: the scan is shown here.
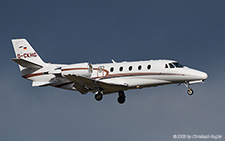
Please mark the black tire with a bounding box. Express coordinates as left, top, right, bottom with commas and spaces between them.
117, 96, 126, 104
187, 89, 194, 96
118, 91, 125, 97
95, 93, 103, 101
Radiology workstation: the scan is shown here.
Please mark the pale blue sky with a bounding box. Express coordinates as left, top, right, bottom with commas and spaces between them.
0, 0, 225, 140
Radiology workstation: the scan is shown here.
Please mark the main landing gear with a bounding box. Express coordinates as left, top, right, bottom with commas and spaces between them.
95, 92, 103, 101
94, 91, 126, 104
117, 91, 126, 104
184, 82, 194, 96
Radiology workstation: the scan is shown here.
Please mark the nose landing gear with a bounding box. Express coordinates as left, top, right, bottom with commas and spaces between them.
184, 82, 194, 96
187, 88, 194, 95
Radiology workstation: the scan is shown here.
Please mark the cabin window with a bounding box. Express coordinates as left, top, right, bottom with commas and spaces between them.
119, 66, 123, 71
147, 65, 151, 70
129, 66, 132, 71
165, 64, 168, 68
110, 67, 114, 72
138, 65, 142, 70
169, 63, 175, 68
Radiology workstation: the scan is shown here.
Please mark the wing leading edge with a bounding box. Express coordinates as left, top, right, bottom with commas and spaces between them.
64, 74, 128, 94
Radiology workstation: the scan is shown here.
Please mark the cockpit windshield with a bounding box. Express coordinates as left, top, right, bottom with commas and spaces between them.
165, 62, 184, 69
172, 62, 183, 68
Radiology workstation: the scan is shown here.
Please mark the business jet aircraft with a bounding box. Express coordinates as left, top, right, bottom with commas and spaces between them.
12, 38, 208, 104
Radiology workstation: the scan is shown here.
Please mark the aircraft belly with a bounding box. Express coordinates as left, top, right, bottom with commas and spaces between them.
100, 75, 171, 88
126, 75, 171, 87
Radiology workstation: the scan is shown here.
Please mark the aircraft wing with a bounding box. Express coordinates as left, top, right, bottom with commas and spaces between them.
64, 74, 128, 94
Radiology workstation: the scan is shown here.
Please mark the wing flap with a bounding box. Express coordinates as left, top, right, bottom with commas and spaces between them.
73, 82, 89, 94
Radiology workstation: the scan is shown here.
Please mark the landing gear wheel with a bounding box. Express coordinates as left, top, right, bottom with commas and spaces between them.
117, 96, 126, 104
187, 88, 194, 96
184, 82, 194, 96
117, 91, 126, 104
95, 93, 103, 101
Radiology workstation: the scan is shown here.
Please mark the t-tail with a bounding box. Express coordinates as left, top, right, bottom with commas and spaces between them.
11, 38, 46, 75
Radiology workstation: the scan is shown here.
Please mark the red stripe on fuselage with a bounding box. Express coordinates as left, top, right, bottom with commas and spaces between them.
91, 72, 184, 79
22, 73, 44, 79
62, 67, 109, 76
61, 68, 88, 71
22, 67, 184, 79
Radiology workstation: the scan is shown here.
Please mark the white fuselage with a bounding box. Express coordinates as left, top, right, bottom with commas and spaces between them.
23, 59, 208, 94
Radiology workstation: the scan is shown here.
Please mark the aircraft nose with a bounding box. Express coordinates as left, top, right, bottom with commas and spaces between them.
198, 71, 208, 80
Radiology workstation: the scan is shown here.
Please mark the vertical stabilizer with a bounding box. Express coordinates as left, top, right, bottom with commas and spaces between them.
11, 39, 45, 71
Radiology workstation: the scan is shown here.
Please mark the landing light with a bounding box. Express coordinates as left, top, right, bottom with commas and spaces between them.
136, 86, 141, 89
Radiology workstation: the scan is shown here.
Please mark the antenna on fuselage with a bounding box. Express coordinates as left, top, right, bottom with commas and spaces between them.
111, 59, 117, 63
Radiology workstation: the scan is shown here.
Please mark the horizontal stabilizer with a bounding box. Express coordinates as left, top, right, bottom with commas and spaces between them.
12, 58, 43, 69
32, 81, 52, 87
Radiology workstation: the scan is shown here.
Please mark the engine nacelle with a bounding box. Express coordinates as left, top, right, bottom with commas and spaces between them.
61, 63, 93, 78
